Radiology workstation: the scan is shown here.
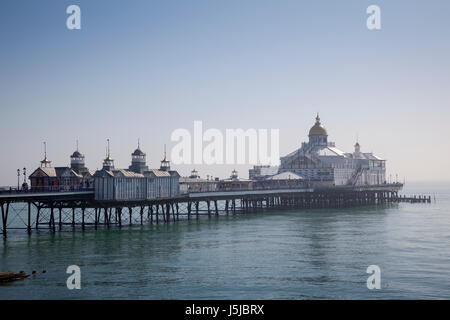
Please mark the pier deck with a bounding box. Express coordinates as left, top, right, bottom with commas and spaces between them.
0, 183, 430, 238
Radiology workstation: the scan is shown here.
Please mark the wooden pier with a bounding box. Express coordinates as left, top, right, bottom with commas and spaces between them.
0, 183, 429, 238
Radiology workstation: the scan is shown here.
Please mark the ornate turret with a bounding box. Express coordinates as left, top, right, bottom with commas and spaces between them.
70, 140, 87, 174
129, 139, 149, 173
230, 169, 239, 180
160, 145, 170, 171
102, 139, 115, 171
40, 142, 52, 168
189, 169, 199, 179
308, 113, 328, 146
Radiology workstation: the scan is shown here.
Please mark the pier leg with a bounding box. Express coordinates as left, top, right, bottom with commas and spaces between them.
187, 202, 191, 220
50, 207, 56, 233
27, 202, 32, 235
171, 204, 176, 222
1, 202, 9, 238
81, 207, 85, 231
58, 207, 62, 230
207, 201, 211, 218
176, 203, 179, 221
72, 207, 76, 228
214, 200, 219, 216
166, 204, 171, 223
129, 207, 133, 226
156, 205, 159, 224
150, 206, 153, 224
140, 207, 144, 225
36, 206, 41, 230
196, 202, 199, 220
94, 208, 98, 230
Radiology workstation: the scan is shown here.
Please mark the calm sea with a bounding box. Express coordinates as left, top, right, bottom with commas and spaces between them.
1, 181, 449, 300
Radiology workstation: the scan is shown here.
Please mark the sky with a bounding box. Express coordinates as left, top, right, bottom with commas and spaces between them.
1, 0, 450, 185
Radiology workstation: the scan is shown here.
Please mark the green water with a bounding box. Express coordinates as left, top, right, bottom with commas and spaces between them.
1, 182, 449, 299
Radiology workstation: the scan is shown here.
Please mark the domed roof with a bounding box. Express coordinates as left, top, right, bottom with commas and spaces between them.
308, 114, 328, 136
71, 151, 84, 158
132, 148, 145, 156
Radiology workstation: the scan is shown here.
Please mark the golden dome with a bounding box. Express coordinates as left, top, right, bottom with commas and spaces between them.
308, 114, 328, 136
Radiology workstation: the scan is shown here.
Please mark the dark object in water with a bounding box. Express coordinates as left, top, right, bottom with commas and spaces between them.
0, 271, 30, 283
42, 270, 47, 274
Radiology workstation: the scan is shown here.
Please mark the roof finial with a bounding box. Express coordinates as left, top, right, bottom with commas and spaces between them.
76, 139, 79, 152
43, 141, 47, 158
315, 112, 320, 123
107, 139, 110, 157
138, 138, 140, 150
164, 144, 167, 160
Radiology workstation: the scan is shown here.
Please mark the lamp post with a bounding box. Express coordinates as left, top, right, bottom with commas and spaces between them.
23, 168, 27, 191
17, 169, 20, 190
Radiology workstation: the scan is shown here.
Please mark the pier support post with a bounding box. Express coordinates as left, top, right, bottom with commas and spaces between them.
36, 206, 41, 230
195, 202, 199, 220
149, 206, 153, 224
50, 206, 56, 233
58, 207, 62, 230
27, 202, 32, 235
214, 200, 218, 216
129, 207, 133, 226
1, 202, 9, 238
81, 207, 85, 231
187, 202, 191, 220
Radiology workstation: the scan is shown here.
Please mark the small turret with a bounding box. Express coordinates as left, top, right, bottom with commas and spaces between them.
102, 139, 115, 171
70, 140, 87, 174
189, 169, 199, 179
40, 142, 52, 168
129, 139, 148, 173
160, 144, 170, 171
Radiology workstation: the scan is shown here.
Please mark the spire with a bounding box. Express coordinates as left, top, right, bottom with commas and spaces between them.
160, 144, 170, 171
315, 113, 320, 124
40, 141, 51, 168
138, 138, 140, 150
103, 139, 114, 170
76, 139, 79, 152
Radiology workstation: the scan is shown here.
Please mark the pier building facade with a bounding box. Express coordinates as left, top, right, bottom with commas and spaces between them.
93, 146, 180, 201
179, 169, 218, 194
29, 146, 94, 191
278, 114, 386, 186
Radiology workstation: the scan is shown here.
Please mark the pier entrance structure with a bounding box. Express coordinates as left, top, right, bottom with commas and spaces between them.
1, 183, 430, 238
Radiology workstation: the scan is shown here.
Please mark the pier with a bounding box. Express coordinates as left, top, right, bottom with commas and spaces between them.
0, 183, 431, 238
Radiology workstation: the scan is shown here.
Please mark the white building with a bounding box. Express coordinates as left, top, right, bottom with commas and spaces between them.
278, 114, 386, 186
93, 144, 180, 201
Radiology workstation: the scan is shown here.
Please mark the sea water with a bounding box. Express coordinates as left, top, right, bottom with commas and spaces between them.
1, 181, 449, 299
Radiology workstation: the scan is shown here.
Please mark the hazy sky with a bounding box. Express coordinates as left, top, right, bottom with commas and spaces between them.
1, 0, 450, 185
